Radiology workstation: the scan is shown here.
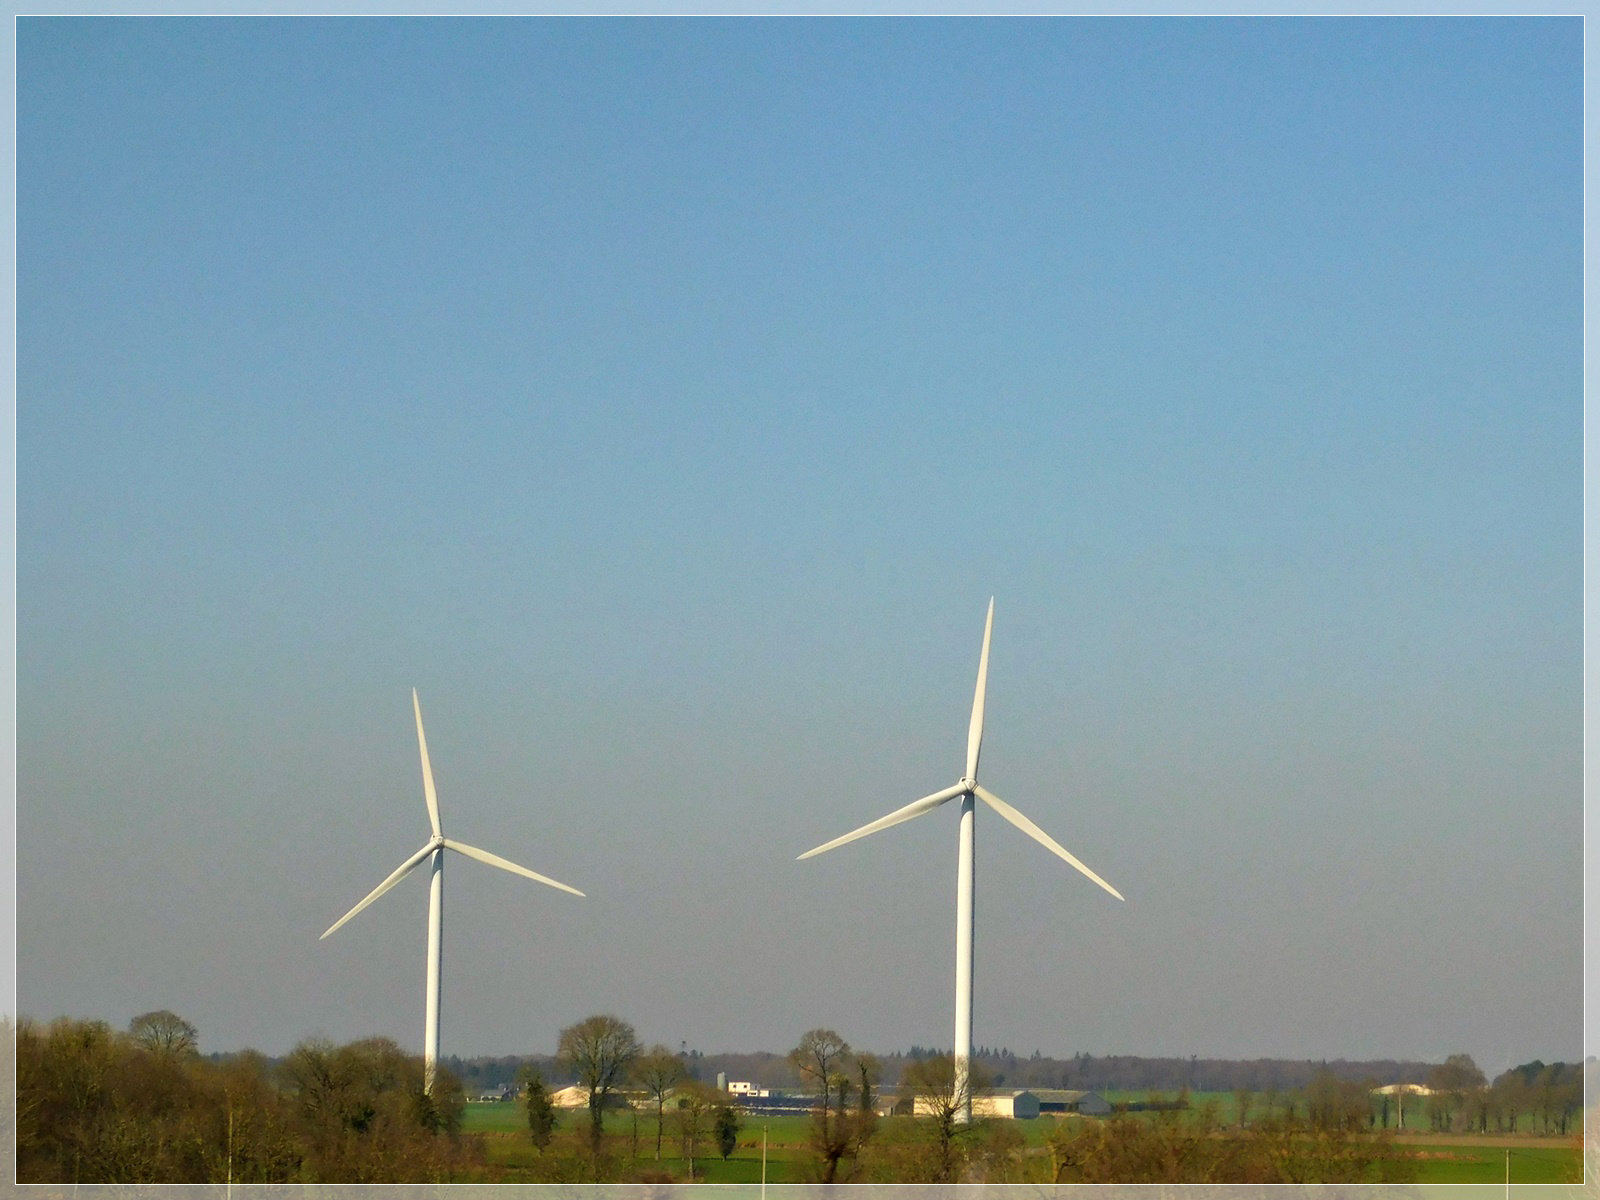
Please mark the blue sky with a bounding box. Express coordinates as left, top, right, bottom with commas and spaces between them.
13, 17, 1583, 1070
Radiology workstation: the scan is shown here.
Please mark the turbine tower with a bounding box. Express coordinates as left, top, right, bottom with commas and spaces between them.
799, 599, 1123, 1122
322, 689, 584, 1091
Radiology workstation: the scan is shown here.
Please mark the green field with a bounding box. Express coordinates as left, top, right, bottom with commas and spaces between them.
458, 1101, 1583, 1185
1397, 1143, 1582, 1185
460, 1102, 534, 1132
461, 1105, 819, 1182
1090, 1090, 1573, 1138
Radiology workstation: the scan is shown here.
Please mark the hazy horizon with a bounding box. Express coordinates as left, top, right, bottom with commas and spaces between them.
13, 17, 1584, 1079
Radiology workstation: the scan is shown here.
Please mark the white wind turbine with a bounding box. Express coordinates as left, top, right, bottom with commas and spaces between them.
321, 689, 584, 1091
798, 599, 1123, 1122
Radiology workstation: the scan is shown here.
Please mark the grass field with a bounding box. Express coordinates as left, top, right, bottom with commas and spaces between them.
461, 1106, 819, 1182
1095, 1089, 1571, 1136
1395, 1143, 1581, 1185
459, 1100, 1583, 1185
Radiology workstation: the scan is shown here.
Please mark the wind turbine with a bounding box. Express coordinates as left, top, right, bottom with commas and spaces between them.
321, 689, 584, 1091
798, 599, 1123, 1122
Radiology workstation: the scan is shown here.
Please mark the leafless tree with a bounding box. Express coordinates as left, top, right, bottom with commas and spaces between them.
128, 1011, 198, 1057
557, 1014, 641, 1150
789, 1029, 851, 1123
632, 1045, 683, 1160
900, 1052, 988, 1181
789, 1029, 873, 1181
673, 1079, 721, 1181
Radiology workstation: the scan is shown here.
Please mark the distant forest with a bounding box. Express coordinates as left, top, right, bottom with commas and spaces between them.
440, 1046, 1448, 1095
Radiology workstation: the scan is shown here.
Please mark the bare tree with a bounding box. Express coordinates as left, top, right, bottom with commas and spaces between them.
128, 1011, 198, 1057
789, 1029, 850, 1125
557, 1015, 641, 1150
673, 1079, 721, 1181
632, 1045, 683, 1160
900, 1052, 988, 1181
789, 1029, 868, 1181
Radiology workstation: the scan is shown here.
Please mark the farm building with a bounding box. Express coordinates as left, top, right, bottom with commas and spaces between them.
549, 1085, 634, 1110
975, 1090, 1041, 1119
915, 1089, 1041, 1119
1032, 1088, 1111, 1115
1372, 1083, 1434, 1096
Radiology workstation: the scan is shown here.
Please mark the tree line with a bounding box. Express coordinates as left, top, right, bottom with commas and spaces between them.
1404, 1053, 1583, 1135
10, 1011, 1586, 1184
12, 1010, 744, 1185
15, 1012, 477, 1183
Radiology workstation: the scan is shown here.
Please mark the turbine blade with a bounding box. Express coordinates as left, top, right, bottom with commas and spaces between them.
320, 841, 437, 939
443, 837, 585, 897
414, 689, 442, 838
965, 598, 995, 781
974, 783, 1124, 901
797, 782, 968, 860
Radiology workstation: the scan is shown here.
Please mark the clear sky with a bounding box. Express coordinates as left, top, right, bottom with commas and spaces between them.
13, 16, 1582, 1072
